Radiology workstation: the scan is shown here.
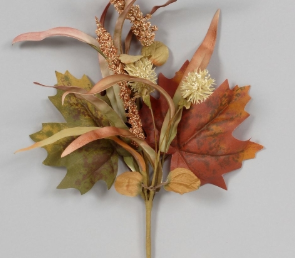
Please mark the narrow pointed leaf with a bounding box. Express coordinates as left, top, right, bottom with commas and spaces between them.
98, 52, 127, 122
157, 11, 220, 151
150, 0, 177, 15
125, 30, 133, 54
142, 61, 188, 151
79, 94, 127, 129
62, 126, 154, 170
100, 2, 111, 25
61, 127, 146, 173
13, 27, 105, 57
16, 127, 98, 153
62, 127, 136, 157
111, 137, 146, 173
123, 156, 140, 172
114, 0, 136, 54
173, 10, 220, 106
99, 3, 127, 123
119, 54, 143, 64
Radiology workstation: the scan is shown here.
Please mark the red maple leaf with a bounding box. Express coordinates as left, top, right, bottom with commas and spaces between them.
140, 62, 263, 189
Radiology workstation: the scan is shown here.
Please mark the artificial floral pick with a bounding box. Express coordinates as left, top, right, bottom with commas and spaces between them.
13, 1, 263, 257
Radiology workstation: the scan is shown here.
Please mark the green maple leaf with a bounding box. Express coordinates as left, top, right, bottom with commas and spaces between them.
30, 71, 118, 194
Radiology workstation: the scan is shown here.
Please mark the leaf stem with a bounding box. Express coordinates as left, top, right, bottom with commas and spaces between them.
150, 106, 158, 154
158, 106, 180, 153
145, 191, 154, 258
160, 106, 183, 165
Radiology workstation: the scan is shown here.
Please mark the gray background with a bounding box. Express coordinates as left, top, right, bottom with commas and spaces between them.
0, 0, 294, 257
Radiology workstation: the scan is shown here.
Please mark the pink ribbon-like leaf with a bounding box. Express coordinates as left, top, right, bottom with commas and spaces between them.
13, 27, 105, 57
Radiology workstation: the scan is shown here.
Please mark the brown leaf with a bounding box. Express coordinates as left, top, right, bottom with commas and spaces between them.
100, 2, 111, 26
150, 0, 177, 15
141, 76, 263, 189
124, 30, 133, 54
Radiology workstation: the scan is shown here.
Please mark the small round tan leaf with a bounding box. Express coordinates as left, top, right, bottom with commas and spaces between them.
141, 41, 169, 66
114, 171, 143, 197
164, 168, 201, 195
119, 54, 143, 64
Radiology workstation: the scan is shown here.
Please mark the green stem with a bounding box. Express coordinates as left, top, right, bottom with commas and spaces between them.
158, 106, 182, 153
145, 191, 154, 258
150, 107, 158, 154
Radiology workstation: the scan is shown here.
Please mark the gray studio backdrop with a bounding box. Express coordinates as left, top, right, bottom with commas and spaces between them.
0, 0, 294, 257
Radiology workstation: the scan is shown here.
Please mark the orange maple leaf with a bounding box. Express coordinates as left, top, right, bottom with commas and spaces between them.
140, 62, 263, 189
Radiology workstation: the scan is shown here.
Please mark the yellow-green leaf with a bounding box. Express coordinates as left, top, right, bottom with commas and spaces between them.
30, 123, 118, 194
142, 41, 169, 66
119, 54, 144, 64
27, 71, 119, 194
54, 71, 109, 127
98, 54, 127, 122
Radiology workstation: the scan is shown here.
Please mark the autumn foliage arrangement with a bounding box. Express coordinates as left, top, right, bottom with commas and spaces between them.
14, 0, 263, 257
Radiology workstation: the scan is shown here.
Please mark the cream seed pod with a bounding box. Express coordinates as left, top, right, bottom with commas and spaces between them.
124, 57, 157, 95
180, 69, 215, 107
